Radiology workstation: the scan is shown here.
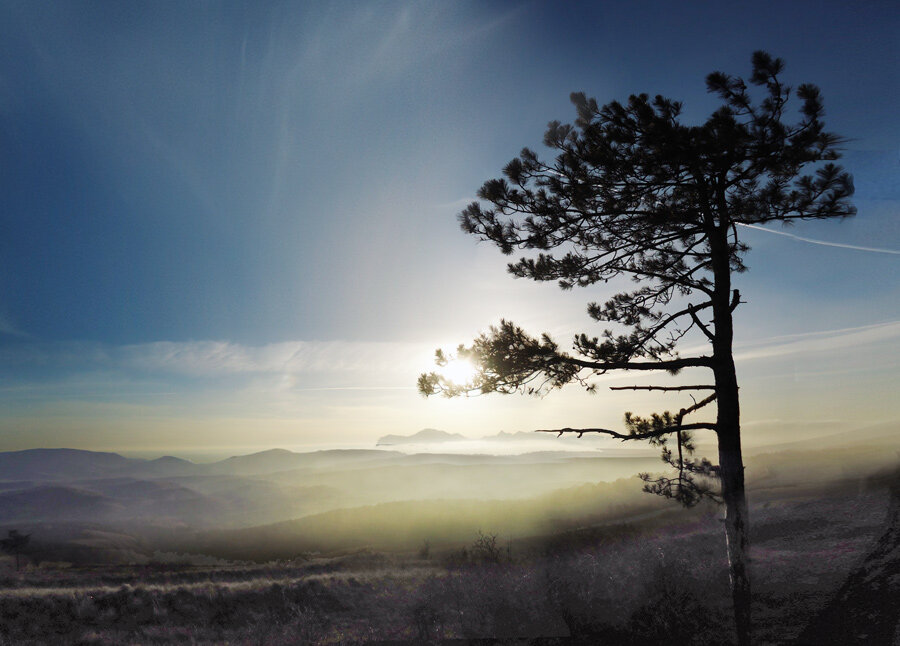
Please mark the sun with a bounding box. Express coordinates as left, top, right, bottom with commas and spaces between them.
441, 358, 478, 385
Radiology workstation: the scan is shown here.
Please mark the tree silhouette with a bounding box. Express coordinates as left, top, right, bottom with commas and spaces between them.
1, 529, 31, 571
419, 52, 854, 646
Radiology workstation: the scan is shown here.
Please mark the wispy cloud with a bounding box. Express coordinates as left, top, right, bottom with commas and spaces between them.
119, 339, 436, 379
7, 320, 893, 384
734, 319, 900, 362
0, 339, 436, 382
433, 197, 475, 211
742, 418, 845, 428
738, 223, 900, 255
292, 386, 417, 392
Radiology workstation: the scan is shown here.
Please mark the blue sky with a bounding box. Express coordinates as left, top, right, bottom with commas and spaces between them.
1, 1, 897, 456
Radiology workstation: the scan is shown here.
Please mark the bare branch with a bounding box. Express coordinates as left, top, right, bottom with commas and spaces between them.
688, 303, 715, 341
535, 422, 718, 442
677, 392, 718, 418
609, 385, 716, 391
633, 301, 714, 351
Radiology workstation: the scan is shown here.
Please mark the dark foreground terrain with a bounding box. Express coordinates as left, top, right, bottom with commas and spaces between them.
1, 473, 898, 645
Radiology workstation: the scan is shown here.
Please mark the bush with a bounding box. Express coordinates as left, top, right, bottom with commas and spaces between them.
627, 556, 729, 645
471, 531, 502, 564
542, 537, 732, 643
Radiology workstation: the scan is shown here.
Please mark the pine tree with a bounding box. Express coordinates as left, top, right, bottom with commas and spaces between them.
419, 52, 854, 645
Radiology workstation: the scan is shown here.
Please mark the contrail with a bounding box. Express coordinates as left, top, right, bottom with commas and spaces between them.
738, 223, 900, 255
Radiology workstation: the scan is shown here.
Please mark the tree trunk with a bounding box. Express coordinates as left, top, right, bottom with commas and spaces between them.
710, 222, 752, 646
717, 374, 751, 646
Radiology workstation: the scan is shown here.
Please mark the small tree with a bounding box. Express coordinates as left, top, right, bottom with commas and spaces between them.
419, 52, 854, 645
1, 529, 31, 571
471, 530, 502, 564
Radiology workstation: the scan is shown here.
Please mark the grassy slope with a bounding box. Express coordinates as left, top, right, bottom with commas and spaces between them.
178, 477, 672, 560
0, 478, 893, 645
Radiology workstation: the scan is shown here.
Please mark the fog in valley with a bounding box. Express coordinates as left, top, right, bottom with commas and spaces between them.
1, 424, 896, 564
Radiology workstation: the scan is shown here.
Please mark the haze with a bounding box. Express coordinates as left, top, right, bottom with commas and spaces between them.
0, 1, 897, 457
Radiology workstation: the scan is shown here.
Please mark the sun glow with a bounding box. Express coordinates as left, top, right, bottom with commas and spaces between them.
442, 358, 478, 385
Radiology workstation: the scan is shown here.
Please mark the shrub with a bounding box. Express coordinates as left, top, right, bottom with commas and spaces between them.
471, 531, 502, 564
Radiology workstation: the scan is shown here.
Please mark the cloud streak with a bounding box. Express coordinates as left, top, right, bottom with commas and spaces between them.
738, 223, 900, 255
0, 339, 436, 383
4, 320, 899, 384
733, 319, 900, 362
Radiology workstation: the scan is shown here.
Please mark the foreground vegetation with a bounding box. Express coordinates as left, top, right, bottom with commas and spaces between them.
0, 472, 895, 645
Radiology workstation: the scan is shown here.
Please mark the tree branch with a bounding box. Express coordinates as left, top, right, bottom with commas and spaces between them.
609, 385, 716, 391
634, 301, 714, 350
688, 303, 715, 341
677, 392, 717, 418
535, 422, 718, 442
566, 355, 714, 372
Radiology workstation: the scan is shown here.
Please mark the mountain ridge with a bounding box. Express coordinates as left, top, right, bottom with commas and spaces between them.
376, 428, 467, 446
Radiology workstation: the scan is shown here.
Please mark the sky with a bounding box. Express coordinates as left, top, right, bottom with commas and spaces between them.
0, 1, 897, 458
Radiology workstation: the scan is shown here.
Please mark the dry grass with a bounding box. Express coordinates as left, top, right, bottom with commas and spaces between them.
0, 484, 891, 644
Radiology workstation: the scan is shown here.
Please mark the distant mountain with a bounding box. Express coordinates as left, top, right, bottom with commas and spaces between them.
0, 485, 122, 523
0, 478, 236, 526
0, 448, 136, 481
205, 448, 301, 476
167, 476, 348, 526
0, 447, 406, 483
130, 455, 196, 478
376, 428, 467, 446
77, 478, 228, 524
0, 448, 199, 481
